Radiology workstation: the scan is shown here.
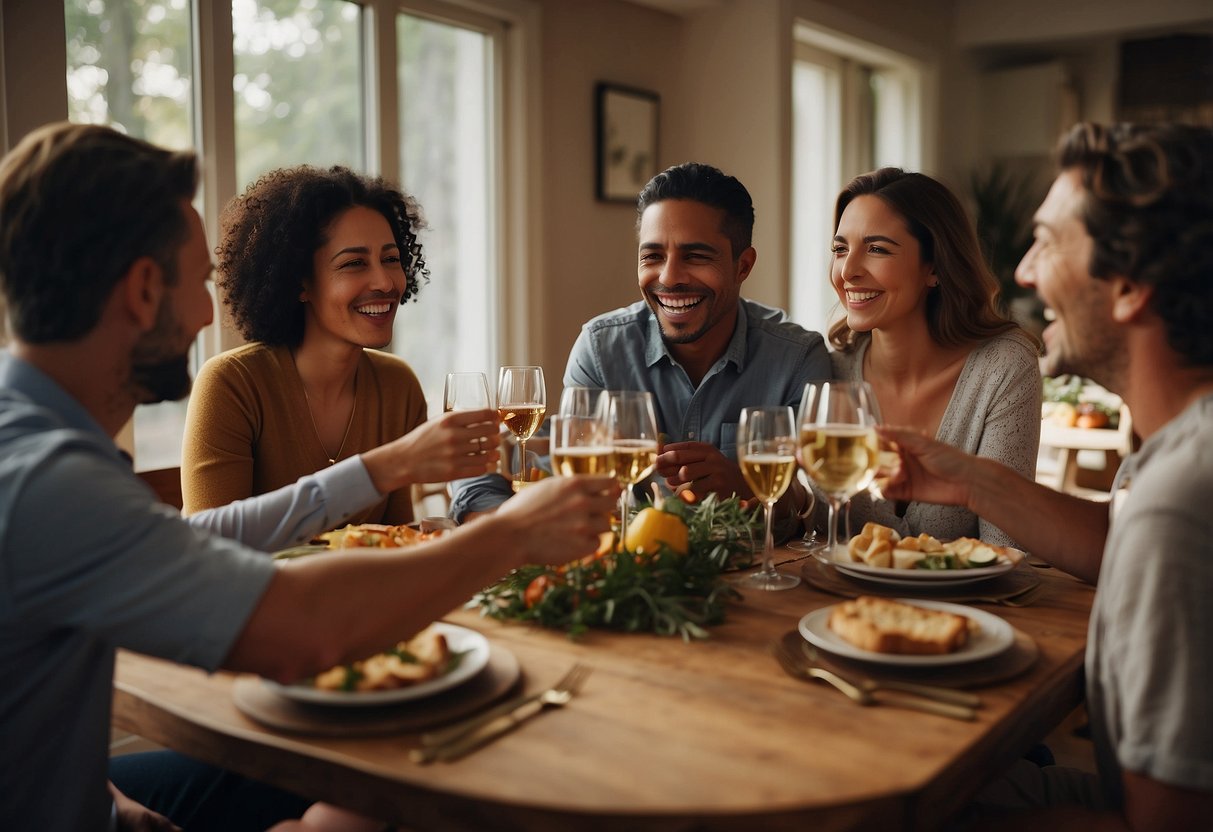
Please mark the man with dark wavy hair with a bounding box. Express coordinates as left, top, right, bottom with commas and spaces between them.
880, 122, 1213, 830
452, 162, 830, 534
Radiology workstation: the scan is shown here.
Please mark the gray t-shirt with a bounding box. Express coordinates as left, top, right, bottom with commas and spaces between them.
1086, 392, 1213, 808
829, 330, 1041, 547
0, 352, 382, 830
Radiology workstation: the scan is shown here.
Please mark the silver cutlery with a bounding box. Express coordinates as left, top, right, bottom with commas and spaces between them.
412, 663, 591, 763
798, 640, 981, 708
772, 638, 976, 720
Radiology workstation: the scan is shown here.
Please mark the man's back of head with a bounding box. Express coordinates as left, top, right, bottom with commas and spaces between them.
636, 162, 754, 261
1058, 122, 1213, 368
0, 122, 198, 345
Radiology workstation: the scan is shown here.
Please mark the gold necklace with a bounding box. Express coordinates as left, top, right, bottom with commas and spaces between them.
304, 390, 356, 465
294, 352, 357, 465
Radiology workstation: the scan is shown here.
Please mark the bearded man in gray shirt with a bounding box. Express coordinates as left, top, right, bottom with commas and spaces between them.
880, 123, 1213, 831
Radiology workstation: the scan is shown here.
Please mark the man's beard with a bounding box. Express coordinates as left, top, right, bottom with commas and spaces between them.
130, 352, 192, 404
645, 291, 715, 346
129, 294, 193, 404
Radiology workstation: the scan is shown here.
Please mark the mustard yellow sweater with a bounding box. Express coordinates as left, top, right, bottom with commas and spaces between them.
181, 343, 427, 524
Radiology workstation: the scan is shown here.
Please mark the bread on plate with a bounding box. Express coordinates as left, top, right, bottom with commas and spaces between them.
827, 596, 972, 655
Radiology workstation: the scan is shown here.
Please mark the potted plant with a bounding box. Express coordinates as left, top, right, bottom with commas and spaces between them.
969, 163, 1044, 333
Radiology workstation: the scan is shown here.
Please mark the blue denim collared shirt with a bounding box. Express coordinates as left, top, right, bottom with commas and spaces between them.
449, 298, 830, 520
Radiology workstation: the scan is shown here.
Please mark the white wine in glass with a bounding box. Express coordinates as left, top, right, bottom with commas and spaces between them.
497, 366, 546, 491
798, 382, 879, 559
550, 415, 616, 477
605, 391, 659, 540
737, 406, 800, 591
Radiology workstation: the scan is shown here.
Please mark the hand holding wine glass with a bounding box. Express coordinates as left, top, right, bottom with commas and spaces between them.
444, 372, 491, 412
797, 381, 880, 559
443, 371, 498, 466
497, 366, 547, 492
736, 406, 800, 591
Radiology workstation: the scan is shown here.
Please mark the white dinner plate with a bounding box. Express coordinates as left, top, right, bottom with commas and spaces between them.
262, 622, 490, 707
817, 547, 1020, 587
798, 599, 1014, 667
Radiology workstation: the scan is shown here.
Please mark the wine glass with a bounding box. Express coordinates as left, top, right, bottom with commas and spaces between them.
858, 395, 900, 502
785, 469, 820, 552
797, 381, 880, 560
559, 386, 606, 419
549, 415, 615, 477
443, 372, 491, 412
736, 406, 801, 591
605, 391, 659, 541
497, 366, 547, 492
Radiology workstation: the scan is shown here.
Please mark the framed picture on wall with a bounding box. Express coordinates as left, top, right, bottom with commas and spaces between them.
596, 82, 660, 203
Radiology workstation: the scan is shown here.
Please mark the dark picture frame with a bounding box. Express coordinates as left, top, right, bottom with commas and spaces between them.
595, 83, 660, 203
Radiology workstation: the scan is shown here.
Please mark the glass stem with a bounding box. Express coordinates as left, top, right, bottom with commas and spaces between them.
762, 501, 776, 575
826, 498, 841, 556
619, 485, 631, 542
517, 438, 526, 487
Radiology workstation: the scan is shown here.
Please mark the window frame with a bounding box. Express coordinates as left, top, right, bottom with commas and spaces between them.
789, 20, 927, 337
192, 0, 540, 365
8, 0, 542, 464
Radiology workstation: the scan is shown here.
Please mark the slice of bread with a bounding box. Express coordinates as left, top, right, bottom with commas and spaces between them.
828, 596, 972, 655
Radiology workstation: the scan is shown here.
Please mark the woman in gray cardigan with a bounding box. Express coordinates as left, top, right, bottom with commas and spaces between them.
821, 167, 1040, 548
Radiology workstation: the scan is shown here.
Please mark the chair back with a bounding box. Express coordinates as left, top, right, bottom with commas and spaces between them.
137, 467, 183, 510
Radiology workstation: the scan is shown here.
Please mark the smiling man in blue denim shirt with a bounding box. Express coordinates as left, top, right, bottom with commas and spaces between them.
452, 163, 830, 530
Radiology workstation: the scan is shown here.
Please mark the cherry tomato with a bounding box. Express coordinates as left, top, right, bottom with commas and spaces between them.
524, 574, 556, 608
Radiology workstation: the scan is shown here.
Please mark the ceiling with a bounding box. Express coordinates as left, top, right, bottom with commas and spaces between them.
623, 0, 725, 15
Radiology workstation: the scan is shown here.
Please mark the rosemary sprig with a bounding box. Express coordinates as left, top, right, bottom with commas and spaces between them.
473, 493, 763, 640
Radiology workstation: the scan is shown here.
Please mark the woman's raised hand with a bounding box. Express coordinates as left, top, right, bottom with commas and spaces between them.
362, 408, 500, 495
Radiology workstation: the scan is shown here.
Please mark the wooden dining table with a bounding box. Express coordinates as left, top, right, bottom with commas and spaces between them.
112, 557, 1095, 831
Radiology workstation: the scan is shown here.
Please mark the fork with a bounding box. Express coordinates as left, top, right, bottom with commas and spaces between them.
969, 583, 1043, 607
772, 640, 976, 720
419, 663, 590, 749
411, 664, 592, 764
798, 640, 981, 708
998, 584, 1044, 607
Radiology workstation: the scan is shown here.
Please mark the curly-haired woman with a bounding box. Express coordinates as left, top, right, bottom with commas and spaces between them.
821, 167, 1042, 547
182, 165, 496, 522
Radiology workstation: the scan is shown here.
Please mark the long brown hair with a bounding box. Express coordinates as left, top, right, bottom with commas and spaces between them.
827, 167, 1020, 352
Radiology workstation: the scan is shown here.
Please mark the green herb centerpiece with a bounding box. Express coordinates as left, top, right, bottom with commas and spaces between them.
474, 492, 762, 640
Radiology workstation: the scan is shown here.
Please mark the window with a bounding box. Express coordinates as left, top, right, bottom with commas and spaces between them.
394, 11, 498, 407
790, 23, 923, 337
65, 0, 194, 148
65, 0, 197, 469
232, 0, 365, 187
60, 0, 524, 468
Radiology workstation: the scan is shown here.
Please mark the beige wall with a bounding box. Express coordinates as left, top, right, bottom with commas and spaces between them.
4, 0, 1210, 386
955, 0, 1213, 47
530, 0, 962, 384
534, 0, 685, 381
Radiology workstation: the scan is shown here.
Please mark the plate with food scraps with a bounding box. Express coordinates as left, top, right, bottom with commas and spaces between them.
262, 622, 490, 707
798, 599, 1014, 667
815, 531, 1023, 586
827, 553, 1020, 586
